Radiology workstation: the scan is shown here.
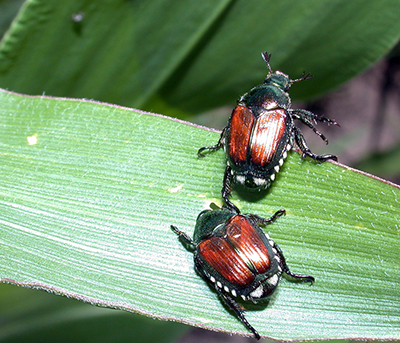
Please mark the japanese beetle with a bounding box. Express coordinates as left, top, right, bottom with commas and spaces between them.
171, 206, 314, 339
198, 52, 338, 212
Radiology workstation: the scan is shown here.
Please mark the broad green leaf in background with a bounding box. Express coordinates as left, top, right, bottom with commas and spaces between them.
355, 145, 400, 181
0, 0, 400, 117
0, 283, 187, 343
0, 0, 25, 37
1, 89, 399, 340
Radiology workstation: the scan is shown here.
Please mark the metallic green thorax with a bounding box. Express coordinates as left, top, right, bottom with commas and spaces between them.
193, 208, 233, 243
239, 71, 292, 112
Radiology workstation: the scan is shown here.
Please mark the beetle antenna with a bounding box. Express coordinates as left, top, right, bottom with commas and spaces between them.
261, 51, 273, 74
291, 71, 313, 84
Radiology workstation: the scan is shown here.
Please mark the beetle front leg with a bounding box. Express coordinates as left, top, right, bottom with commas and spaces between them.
198, 127, 227, 157
291, 109, 339, 127
170, 226, 196, 251
218, 291, 261, 340
293, 127, 337, 161
222, 166, 240, 213
248, 209, 286, 226
291, 111, 330, 144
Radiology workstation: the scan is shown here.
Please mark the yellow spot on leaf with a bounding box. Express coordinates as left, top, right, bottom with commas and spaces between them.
168, 184, 183, 193
27, 134, 38, 145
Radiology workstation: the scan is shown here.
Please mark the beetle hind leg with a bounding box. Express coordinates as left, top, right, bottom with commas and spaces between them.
293, 127, 337, 161
218, 291, 261, 340
284, 268, 315, 284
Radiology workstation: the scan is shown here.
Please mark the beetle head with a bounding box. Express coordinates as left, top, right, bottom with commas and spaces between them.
193, 207, 234, 243
248, 274, 280, 301
261, 51, 313, 92
236, 172, 271, 190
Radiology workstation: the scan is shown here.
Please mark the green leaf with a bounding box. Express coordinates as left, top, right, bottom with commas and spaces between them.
1, 89, 400, 340
1, 0, 400, 115
0, 0, 25, 37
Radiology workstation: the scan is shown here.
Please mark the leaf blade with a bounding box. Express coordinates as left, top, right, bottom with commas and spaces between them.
0, 89, 399, 340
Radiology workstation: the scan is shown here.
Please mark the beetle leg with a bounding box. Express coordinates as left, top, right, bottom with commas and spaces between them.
291, 109, 339, 127
198, 127, 227, 157
293, 127, 337, 161
222, 166, 240, 213
273, 241, 315, 284
291, 111, 329, 144
248, 209, 286, 226
170, 225, 196, 251
218, 291, 261, 340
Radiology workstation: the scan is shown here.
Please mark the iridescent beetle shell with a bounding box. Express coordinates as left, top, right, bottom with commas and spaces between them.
198, 52, 338, 212
171, 206, 314, 339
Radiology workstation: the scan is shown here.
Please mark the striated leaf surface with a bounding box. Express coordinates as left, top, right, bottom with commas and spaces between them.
0, 89, 399, 340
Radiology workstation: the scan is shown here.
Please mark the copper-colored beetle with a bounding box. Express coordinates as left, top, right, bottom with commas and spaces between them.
171, 206, 314, 339
199, 52, 338, 212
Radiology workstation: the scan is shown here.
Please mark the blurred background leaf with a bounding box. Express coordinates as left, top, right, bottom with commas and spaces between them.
1, 0, 400, 342
0, 283, 187, 343
1, 0, 400, 116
